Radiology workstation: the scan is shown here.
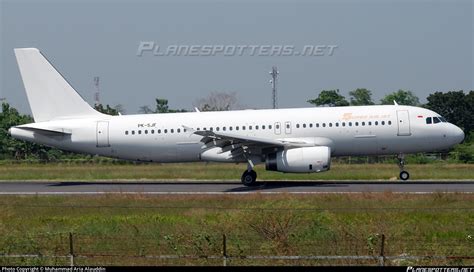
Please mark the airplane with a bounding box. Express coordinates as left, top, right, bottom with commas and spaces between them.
8, 48, 465, 186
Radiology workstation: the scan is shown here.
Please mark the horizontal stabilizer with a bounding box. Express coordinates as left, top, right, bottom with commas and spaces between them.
13, 124, 72, 136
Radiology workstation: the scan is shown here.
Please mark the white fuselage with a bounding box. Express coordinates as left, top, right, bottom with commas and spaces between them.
10, 105, 465, 164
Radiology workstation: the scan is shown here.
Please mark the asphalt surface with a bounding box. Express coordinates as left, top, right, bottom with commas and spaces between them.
0, 180, 473, 194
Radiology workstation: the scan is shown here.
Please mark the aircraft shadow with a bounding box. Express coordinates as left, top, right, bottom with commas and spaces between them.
47, 181, 240, 187
224, 181, 349, 192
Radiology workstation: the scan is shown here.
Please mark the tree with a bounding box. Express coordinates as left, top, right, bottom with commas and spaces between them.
155, 98, 170, 113
94, 104, 119, 115
138, 105, 153, 114
0, 102, 62, 160
307, 89, 349, 107
195, 91, 239, 111
380, 89, 420, 106
139, 98, 187, 114
349, 88, 374, 106
113, 104, 126, 115
425, 90, 473, 135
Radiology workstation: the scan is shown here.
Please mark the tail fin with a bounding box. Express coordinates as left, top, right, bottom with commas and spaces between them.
14, 48, 103, 122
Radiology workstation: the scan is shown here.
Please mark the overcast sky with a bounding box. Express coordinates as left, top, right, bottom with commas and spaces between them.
1, 0, 472, 114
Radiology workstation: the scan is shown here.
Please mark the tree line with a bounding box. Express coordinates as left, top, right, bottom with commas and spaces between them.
0, 89, 472, 162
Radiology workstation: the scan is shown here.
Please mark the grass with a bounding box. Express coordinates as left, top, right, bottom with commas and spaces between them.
0, 162, 473, 181
0, 193, 473, 266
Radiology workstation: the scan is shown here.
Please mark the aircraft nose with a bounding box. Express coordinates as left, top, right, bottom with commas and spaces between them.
450, 125, 465, 145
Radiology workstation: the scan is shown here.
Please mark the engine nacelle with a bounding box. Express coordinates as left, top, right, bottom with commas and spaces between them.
265, 146, 331, 173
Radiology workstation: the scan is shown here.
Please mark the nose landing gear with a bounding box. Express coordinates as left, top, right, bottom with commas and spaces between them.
397, 154, 410, 181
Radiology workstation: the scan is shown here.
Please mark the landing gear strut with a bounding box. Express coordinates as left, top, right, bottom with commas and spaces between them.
241, 160, 258, 186
397, 154, 410, 181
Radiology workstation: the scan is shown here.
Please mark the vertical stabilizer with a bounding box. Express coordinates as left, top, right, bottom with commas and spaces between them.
14, 48, 103, 122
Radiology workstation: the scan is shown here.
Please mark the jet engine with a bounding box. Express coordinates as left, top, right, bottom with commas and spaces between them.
265, 146, 331, 173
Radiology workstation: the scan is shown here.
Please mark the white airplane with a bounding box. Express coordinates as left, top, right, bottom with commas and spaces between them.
9, 48, 465, 186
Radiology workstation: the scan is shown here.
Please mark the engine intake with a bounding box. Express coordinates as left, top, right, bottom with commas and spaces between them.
265, 146, 331, 173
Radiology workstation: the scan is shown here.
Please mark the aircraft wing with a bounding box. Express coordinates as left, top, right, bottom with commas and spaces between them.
182, 125, 317, 160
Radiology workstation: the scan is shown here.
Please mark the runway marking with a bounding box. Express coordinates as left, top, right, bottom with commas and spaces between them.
0, 191, 472, 195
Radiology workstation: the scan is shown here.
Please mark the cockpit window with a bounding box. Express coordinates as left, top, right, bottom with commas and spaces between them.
433, 117, 441, 124
426, 117, 432, 124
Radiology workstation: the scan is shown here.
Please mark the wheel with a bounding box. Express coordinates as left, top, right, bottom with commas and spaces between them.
399, 171, 410, 181
241, 170, 257, 186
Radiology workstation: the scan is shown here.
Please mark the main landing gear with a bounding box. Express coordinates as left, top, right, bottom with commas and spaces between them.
397, 154, 410, 181
241, 160, 258, 186
241, 170, 257, 186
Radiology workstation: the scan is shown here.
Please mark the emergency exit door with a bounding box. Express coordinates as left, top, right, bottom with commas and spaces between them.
96, 121, 110, 147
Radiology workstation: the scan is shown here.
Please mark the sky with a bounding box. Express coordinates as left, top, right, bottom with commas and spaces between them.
1, 0, 472, 114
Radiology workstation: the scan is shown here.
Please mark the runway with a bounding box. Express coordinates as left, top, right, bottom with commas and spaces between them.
0, 180, 473, 194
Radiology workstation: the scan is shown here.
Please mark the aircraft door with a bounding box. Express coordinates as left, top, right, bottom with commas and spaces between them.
274, 122, 281, 135
396, 110, 411, 136
96, 121, 110, 147
285, 121, 292, 134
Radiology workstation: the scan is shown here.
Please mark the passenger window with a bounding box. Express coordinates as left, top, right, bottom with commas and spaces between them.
433, 117, 441, 124
230, 127, 233, 131
368, 121, 371, 126
125, 131, 128, 135
171, 129, 174, 133
132, 130, 135, 135
361, 122, 365, 126
243, 126, 246, 130
223, 127, 226, 131
349, 122, 352, 126
274, 125, 278, 129
249, 126, 252, 130
381, 121, 385, 125
296, 124, 300, 128
164, 129, 167, 133
145, 130, 148, 134
375, 121, 378, 126
158, 129, 161, 134
138, 130, 142, 134
303, 124, 306, 128
355, 122, 358, 126
342, 122, 345, 127
255, 126, 258, 130
151, 129, 154, 134
269, 125, 272, 129
316, 123, 319, 128
262, 125, 266, 129
388, 121, 391, 125
177, 128, 181, 133
329, 123, 332, 127
336, 123, 339, 127
236, 126, 239, 130
309, 124, 313, 128
322, 123, 326, 127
